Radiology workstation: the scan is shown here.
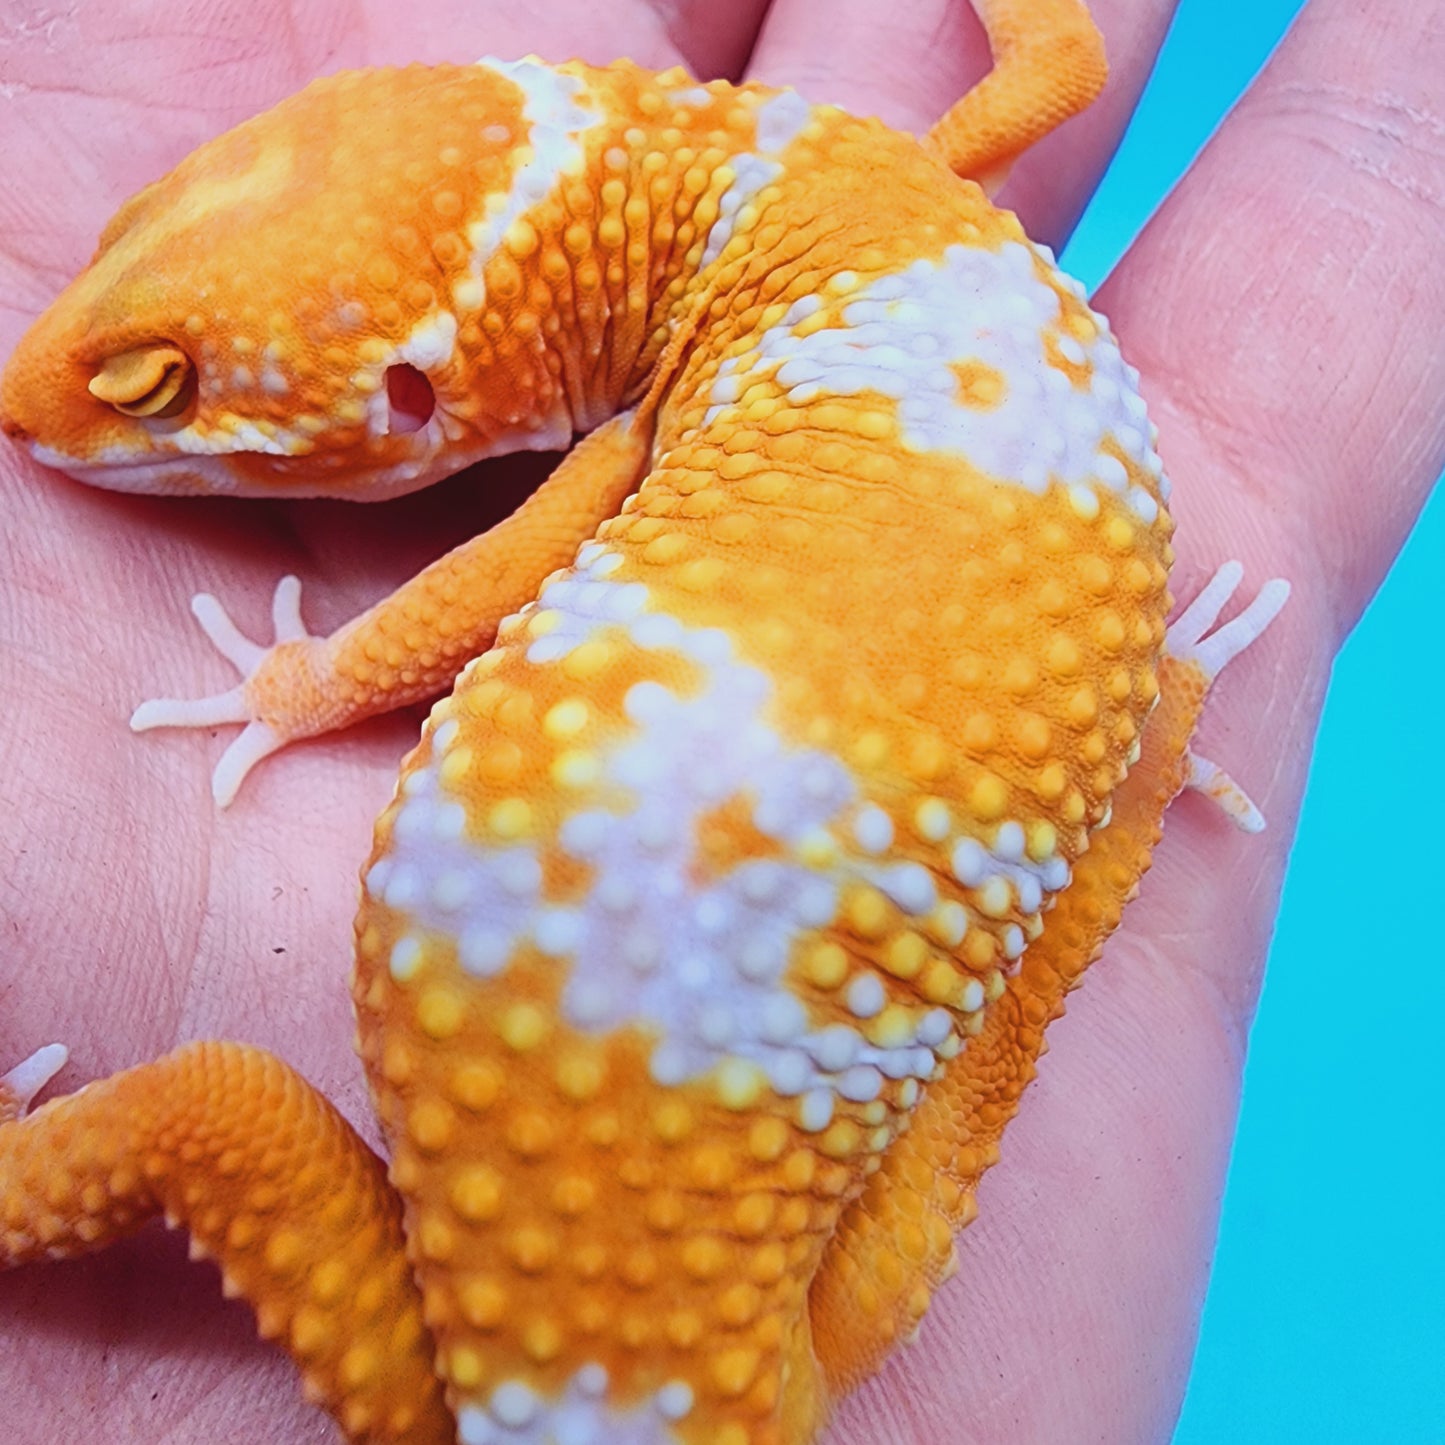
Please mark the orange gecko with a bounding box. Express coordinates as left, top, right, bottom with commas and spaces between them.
0, 2, 1287, 1442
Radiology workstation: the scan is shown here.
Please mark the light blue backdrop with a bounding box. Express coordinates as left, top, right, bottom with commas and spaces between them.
1059, 2, 1445, 1440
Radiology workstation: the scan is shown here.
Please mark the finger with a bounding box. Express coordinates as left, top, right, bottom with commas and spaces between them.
1103, 0, 1445, 645
361, 0, 771, 78
744, 0, 1180, 245
0, 0, 777, 343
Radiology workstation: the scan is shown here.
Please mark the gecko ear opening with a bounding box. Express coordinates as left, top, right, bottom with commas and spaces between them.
385, 364, 435, 434
88, 345, 195, 419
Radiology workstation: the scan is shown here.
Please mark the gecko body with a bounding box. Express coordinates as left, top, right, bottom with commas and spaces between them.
0, 6, 1287, 1443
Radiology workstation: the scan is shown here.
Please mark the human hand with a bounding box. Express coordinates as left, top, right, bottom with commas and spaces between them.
1, 1, 1440, 1442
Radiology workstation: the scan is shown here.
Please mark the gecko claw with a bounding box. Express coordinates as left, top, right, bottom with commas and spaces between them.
210, 720, 287, 808
1186, 751, 1267, 833
0, 1044, 69, 1124
1168, 563, 1291, 830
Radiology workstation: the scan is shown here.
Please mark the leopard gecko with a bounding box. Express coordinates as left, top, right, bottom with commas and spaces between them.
0, 2, 1287, 1441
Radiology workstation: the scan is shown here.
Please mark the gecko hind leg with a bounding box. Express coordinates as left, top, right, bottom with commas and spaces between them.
0, 1041, 452, 1444
1166, 562, 1291, 832
808, 565, 1288, 1396
925, 0, 1109, 192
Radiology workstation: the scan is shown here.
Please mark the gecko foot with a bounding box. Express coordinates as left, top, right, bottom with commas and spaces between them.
1166, 561, 1290, 829
0, 1045, 68, 1124
1166, 561, 1290, 681
130, 576, 320, 807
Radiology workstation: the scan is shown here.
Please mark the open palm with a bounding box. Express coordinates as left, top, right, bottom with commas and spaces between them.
1, 1, 1440, 1441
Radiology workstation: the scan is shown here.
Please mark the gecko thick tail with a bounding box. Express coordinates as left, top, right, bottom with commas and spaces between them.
0, 1040, 451, 1445
926, 0, 1108, 191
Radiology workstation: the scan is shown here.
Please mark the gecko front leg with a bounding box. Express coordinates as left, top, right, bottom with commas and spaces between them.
131, 409, 655, 804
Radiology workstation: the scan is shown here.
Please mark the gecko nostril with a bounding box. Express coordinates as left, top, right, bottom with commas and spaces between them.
385, 364, 435, 435
1, 412, 31, 443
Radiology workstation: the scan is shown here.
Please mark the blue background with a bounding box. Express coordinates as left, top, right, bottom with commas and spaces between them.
1059, 2, 1445, 1439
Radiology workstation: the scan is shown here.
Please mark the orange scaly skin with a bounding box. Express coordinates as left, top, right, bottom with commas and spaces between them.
0, 4, 1288, 1442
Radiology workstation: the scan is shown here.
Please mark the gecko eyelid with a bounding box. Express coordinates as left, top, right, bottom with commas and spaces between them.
88, 344, 195, 419
384, 363, 435, 434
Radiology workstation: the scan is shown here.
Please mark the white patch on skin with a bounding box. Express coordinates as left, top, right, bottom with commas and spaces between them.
467, 58, 602, 284
379, 546, 1046, 1105
399, 312, 458, 373
698, 90, 815, 269
667, 84, 713, 109
455, 1364, 691, 1445
702, 240, 1167, 519
949, 828, 1065, 929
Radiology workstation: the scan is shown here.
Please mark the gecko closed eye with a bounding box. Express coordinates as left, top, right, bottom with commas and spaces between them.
88, 343, 195, 418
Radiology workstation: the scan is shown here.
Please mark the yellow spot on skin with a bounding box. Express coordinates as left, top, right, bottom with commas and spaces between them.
1028, 821, 1059, 861
682, 1236, 727, 1280
557, 1053, 605, 1100
418, 1213, 455, 1262
499, 1003, 548, 1052
560, 638, 615, 681
450, 1167, 504, 1223
978, 877, 1013, 919
543, 697, 590, 738
914, 797, 951, 841
718, 1282, 763, 1327
458, 1277, 507, 1329
509, 1225, 558, 1273
803, 941, 849, 989
970, 774, 1009, 820
963, 931, 998, 970
450, 1061, 501, 1112
712, 1345, 761, 1397
552, 1174, 596, 1216
782, 1150, 816, 1191
417, 988, 463, 1039
734, 1193, 776, 1237
1067, 685, 1100, 727
717, 1059, 766, 1109
852, 732, 889, 768
1106, 516, 1135, 552
523, 1318, 562, 1363
846, 886, 890, 939
749, 1116, 790, 1163
949, 359, 1006, 408
797, 829, 839, 868
1037, 763, 1068, 801
652, 1098, 694, 1143
507, 1110, 556, 1158
870, 1006, 914, 1049
884, 932, 927, 980
552, 749, 598, 787
407, 1099, 453, 1153
487, 796, 533, 838
382, 1039, 414, 1086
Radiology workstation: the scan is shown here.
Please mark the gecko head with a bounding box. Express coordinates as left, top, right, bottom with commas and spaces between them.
0, 62, 584, 499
